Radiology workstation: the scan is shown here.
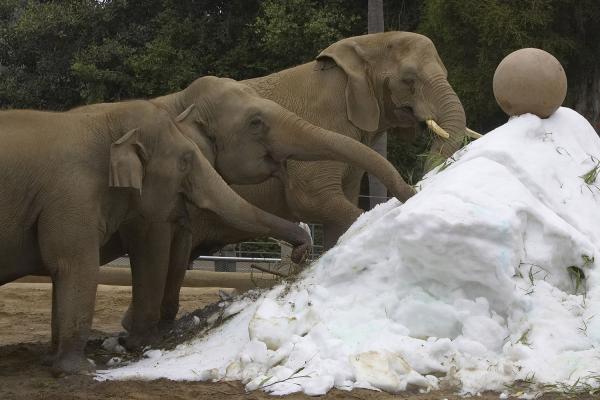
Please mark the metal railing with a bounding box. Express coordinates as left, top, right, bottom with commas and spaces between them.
197, 255, 282, 263
103, 194, 393, 274
106, 223, 324, 273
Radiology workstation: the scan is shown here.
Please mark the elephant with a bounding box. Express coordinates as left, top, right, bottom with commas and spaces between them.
240, 31, 469, 245
80, 75, 414, 346
0, 100, 314, 375
146, 32, 470, 330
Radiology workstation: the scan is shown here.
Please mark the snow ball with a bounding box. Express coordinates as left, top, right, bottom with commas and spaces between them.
493, 48, 567, 118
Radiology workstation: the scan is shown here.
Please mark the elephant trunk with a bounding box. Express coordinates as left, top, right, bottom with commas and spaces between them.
185, 149, 311, 261
422, 75, 467, 172
272, 112, 416, 202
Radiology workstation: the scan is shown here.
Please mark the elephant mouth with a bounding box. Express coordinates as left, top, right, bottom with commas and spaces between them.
264, 153, 282, 173
391, 105, 418, 127
394, 106, 416, 120
382, 80, 416, 126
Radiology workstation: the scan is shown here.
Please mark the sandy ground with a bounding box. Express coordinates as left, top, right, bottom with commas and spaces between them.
0, 283, 594, 400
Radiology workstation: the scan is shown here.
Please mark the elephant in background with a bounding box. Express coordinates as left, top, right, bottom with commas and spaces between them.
0, 100, 312, 374
243, 31, 468, 245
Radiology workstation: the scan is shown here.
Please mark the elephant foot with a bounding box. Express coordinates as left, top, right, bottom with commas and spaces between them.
159, 303, 180, 324
121, 307, 133, 333
41, 352, 56, 367
51, 354, 95, 377
118, 331, 162, 351
157, 318, 176, 333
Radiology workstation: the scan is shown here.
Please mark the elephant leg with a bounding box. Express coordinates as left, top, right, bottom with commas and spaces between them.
50, 258, 98, 376
39, 221, 99, 376
292, 189, 362, 250
287, 162, 362, 250
120, 221, 173, 349
159, 224, 194, 325
42, 282, 59, 367
319, 167, 373, 249
342, 167, 365, 206
321, 196, 362, 249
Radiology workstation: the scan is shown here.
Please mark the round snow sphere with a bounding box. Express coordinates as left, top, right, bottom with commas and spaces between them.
493, 48, 567, 118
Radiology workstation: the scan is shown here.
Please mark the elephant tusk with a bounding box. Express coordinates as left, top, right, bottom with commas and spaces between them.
425, 119, 450, 139
465, 127, 483, 139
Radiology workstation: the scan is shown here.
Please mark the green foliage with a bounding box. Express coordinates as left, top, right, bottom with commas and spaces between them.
0, 0, 100, 109
69, 0, 265, 104
0, 0, 366, 109
0, 0, 266, 108
383, 0, 423, 31
580, 159, 600, 185
387, 126, 432, 184
418, 0, 600, 133
252, 0, 365, 72
1, 0, 599, 176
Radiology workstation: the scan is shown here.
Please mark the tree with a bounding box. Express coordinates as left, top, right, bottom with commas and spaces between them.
566, 1, 600, 132
367, 0, 387, 210
251, 0, 364, 73
418, 0, 600, 134
0, 0, 366, 110
0, 0, 101, 109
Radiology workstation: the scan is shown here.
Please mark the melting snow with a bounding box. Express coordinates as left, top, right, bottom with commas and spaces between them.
98, 108, 600, 396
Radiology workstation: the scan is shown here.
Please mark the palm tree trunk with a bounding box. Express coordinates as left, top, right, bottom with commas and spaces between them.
367, 0, 388, 210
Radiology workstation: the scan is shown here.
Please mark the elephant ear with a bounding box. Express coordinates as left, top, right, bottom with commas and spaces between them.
176, 104, 198, 123
316, 39, 380, 132
176, 104, 211, 139
176, 104, 207, 126
175, 104, 215, 161
109, 128, 147, 193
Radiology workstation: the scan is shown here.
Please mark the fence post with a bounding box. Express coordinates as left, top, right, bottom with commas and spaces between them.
214, 244, 237, 272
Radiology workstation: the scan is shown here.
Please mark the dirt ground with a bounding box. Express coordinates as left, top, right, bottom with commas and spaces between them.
0, 283, 595, 400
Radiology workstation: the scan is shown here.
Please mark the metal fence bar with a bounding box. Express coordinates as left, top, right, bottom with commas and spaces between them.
197, 255, 281, 263
358, 195, 392, 199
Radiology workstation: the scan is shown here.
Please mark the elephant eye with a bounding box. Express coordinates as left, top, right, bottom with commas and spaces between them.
249, 116, 264, 131
178, 151, 193, 173
402, 78, 416, 94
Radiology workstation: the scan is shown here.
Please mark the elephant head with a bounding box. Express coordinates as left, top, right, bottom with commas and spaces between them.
315, 31, 469, 171
108, 106, 213, 220
108, 105, 311, 257
161, 76, 415, 202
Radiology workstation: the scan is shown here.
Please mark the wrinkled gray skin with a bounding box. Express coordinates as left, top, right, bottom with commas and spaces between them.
0, 100, 313, 375
92, 76, 414, 347
0, 102, 221, 374
150, 32, 467, 331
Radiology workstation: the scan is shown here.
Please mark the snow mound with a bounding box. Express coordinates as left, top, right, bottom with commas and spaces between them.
98, 108, 600, 396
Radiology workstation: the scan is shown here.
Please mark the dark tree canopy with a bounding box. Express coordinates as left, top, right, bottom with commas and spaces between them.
419, 0, 600, 133
0, 0, 366, 109
1, 0, 599, 177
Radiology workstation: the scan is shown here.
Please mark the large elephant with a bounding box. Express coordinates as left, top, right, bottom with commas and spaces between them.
0, 100, 314, 375
242, 32, 468, 243
87, 76, 414, 346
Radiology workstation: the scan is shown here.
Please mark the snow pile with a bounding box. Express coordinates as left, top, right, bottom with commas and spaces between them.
98, 108, 600, 395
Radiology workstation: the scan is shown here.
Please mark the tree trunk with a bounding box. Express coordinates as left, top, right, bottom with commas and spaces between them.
367, 0, 388, 210
368, 0, 384, 32
573, 66, 600, 134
